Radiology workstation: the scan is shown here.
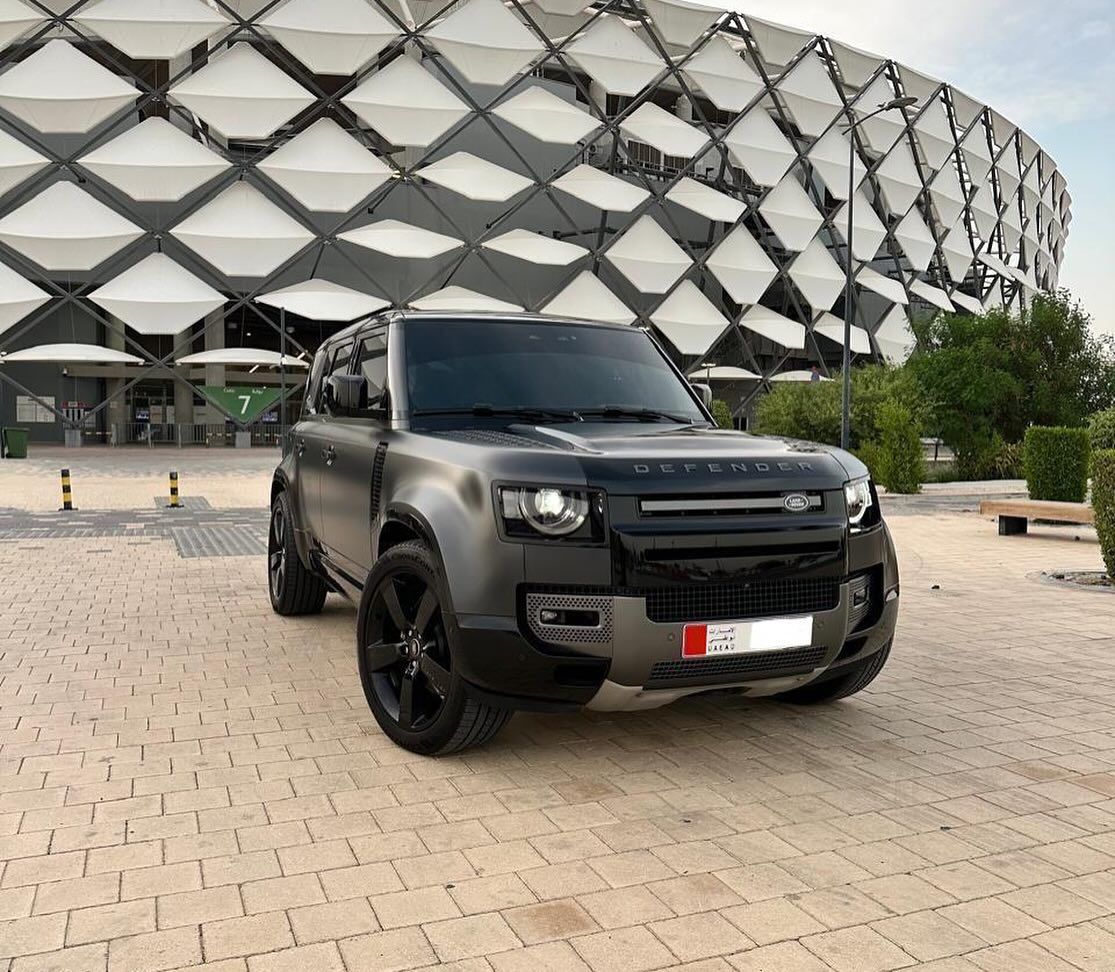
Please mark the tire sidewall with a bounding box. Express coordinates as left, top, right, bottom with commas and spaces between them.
356, 542, 469, 753
268, 493, 293, 613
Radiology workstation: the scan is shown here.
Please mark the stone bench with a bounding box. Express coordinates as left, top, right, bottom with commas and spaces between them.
980, 498, 1095, 535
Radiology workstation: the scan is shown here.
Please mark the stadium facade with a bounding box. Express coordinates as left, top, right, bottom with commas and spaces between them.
0, 0, 1071, 444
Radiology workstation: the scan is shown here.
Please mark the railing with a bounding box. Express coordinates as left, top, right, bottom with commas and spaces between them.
85, 423, 285, 447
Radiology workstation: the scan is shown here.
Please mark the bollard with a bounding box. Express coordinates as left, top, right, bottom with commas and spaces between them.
167, 470, 181, 509
59, 468, 76, 511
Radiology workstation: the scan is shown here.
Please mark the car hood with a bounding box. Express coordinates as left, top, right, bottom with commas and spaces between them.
503, 422, 864, 494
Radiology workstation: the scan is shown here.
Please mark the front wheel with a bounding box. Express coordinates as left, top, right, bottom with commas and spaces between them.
357, 541, 511, 755
773, 640, 892, 704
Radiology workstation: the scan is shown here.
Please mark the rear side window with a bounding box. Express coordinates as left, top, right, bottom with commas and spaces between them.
303, 350, 329, 416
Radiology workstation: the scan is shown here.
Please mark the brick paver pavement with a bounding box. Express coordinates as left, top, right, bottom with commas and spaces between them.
1, 508, 1113, 971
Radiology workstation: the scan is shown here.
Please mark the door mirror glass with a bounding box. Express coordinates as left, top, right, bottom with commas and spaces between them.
325, 374, 368, 415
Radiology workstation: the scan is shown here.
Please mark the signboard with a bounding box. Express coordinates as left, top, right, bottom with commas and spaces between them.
16, 395, 55, 423
202, 386, 283, 424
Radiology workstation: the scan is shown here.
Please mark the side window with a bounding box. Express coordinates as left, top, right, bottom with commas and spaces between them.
356, 331, 388, 402
303, 349, 329, 416
318, 340, 355, 413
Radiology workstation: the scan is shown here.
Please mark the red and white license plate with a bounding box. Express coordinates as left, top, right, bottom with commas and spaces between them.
683, 617, 814, 657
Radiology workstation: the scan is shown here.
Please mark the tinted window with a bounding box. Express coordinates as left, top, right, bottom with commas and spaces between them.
356, 331, 388, 399
318, 340, 354, 412
303, 349, 329, 416
404, 320, 704, 421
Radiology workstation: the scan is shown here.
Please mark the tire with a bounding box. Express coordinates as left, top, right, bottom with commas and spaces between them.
773, 639, 892, 705
268, 491, 327, 616
356, 541, 511, 755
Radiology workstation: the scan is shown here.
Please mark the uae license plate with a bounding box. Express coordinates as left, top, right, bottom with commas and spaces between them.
682, 616, 813, 657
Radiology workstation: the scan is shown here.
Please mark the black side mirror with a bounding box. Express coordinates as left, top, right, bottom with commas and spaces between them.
690, 381, 714, 409
325, 374, 368, 415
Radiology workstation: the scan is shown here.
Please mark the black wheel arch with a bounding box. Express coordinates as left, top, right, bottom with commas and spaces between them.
377, 505, 455, 614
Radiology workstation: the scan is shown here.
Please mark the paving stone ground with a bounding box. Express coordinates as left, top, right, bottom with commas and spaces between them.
0, 459, 1113, 970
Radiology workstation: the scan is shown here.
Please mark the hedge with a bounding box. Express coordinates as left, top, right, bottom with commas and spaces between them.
872, 401, 924, 494
1090, 409, 1115, 452
1023, 426, 1091, 503
1094, 450, 1115, 580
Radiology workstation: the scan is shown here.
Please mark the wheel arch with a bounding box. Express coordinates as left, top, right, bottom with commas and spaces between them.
271, 471, 314, 571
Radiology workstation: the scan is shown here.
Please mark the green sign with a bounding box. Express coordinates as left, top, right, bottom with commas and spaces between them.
202, 386, 283, 423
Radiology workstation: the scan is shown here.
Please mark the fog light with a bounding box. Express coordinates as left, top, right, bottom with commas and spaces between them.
540, 609, 560, 624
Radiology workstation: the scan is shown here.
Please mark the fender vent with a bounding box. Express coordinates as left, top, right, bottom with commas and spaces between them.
370, 442, 388, 520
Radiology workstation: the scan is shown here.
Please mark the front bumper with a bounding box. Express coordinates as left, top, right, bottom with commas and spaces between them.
451, 552, 899, 712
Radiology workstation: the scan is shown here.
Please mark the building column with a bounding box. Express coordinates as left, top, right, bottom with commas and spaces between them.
105, 319, 128, 443
203, 311, 225, 390
173, 326, 195, 427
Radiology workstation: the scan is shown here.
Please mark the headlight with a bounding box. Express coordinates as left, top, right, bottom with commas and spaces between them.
498, 487, 604, 540
844, 477, 874, 528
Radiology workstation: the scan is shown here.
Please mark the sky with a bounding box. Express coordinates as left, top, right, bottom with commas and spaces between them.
734, 0, 1115, 336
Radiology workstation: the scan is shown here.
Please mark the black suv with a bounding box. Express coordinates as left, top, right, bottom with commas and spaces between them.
270, 312, 899, 754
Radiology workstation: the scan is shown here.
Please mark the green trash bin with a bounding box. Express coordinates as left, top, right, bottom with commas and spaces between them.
2, 427, 29, 458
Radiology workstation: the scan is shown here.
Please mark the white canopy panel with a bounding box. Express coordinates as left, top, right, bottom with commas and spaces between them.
874, 304, 915, 363
482, 228, 589, 266
909, 279, 956, 312
643, 0, 723, 47
928, 160, 966, 227
740, 305, 805, 349
88, 253, 227, 335
893, 207, 937, 273
813, 312, 871, 354
940, 221, 974, 283
681, 35, 762, 112
415, 151, 533, 203
169, 43, 315, 140
706, 225, 778, 306
0, 128, 49, 198
258, 118, 392, 212
776, 52, 842, 138
541, 271, 634, 325
177, 348, 308, 368
0, 181, 143, 271
257, 278, 389, 321
856, 265, 908, 305
491, 86, 601, 145
787, 236, 844, 311
410, 286, 524, 313
693, 365, 759, 381
0, 0, 44, 50
758, 174, 823, 252
259, 0, 399, 75
171, 182, 315, 277
745, 15, 815, 68
0, 261, 50, 339
833, 192, 887, 262
853, 75, 908, 154
913, 97, 955, 171
566, 16, 662, 96
723, 107, 796, 187
772, 369, 832, 382
551, 164, 649, 212
977, 250, 1012, 279
808, 128, 867, 201
666, 178, 745, 223
620, 102, 709, 158
338, 218, 464, 259
424, 0, 543, 86
75, 0, 231, 60
875, 139, 922, 216
969, 181, 999, 241
651, 281, 731, 356
78, 117, 231, 202
0, 342, 143, 365
604, 215, 691, 294
949, 290, 982, 314
343, 55, 470, 148
0, 40, 138, 134
961, 122, 993, 185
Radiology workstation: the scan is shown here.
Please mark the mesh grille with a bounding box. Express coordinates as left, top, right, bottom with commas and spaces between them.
525, 592, 614, 646
643, 578, 839, 623
431, 430, 556, 449
647, 646, 826, 684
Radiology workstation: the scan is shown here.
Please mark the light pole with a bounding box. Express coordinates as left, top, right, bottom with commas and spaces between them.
839, 95, 918, 451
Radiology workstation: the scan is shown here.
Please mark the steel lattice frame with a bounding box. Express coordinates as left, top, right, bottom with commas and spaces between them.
0, 0, 1071, 427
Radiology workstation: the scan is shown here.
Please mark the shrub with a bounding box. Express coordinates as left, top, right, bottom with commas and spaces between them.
710, 399, 734, 430
1023, 426, 1091, 502
871, 401, 925, 494
1089, 409, 1115, 451
1093, 450, 1115, 580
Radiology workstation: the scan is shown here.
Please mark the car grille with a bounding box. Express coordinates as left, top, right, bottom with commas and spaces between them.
646, 645, 826, 684
643, 578, 840, 623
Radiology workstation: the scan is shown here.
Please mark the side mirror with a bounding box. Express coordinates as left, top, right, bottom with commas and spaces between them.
325, 374, 368, 415
690, 381, 714, 409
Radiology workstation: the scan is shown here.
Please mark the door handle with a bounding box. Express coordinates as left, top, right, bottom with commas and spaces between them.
295, 437, 305, 457
323, 444, 337, 467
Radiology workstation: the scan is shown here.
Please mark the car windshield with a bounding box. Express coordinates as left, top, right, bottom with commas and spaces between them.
405, 319, 706, 424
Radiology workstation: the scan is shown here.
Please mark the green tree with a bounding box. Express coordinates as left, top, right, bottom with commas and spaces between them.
871, 401, 925, 494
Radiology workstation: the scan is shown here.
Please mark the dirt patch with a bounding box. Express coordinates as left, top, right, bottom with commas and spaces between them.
1034, 569, 1115, 593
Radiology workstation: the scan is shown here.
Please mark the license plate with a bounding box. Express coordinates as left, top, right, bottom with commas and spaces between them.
682, 617, 813, 657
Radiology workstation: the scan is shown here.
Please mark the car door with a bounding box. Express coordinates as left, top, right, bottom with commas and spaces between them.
297, 338, 354, 542
319, 327, 390, 575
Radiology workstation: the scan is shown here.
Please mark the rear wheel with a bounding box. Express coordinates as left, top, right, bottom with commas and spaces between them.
773, 640, 892, 704
268, 491, 326, 616
357, 541, 511, 755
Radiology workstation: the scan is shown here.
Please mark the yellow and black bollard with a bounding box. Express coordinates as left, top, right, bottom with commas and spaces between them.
167, 471, 181, 509
59, 468, 75, 511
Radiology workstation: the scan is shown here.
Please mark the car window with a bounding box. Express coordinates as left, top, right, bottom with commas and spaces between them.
303, 349, 329, 416
356, 331, 388, 401
318, 340, 354, 413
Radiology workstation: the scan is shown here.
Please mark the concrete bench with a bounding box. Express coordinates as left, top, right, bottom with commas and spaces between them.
980, 498, 1095, 535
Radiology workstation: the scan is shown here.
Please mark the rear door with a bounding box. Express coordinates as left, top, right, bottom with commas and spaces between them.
297, 339, 353, 541
319, 326, 390, 575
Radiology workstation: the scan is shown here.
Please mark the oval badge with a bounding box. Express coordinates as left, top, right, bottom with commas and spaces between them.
783, 493, 810, 513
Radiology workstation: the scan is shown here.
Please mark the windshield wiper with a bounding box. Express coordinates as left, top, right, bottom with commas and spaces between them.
575, 405, 695, 424
412, 404, 584, 423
